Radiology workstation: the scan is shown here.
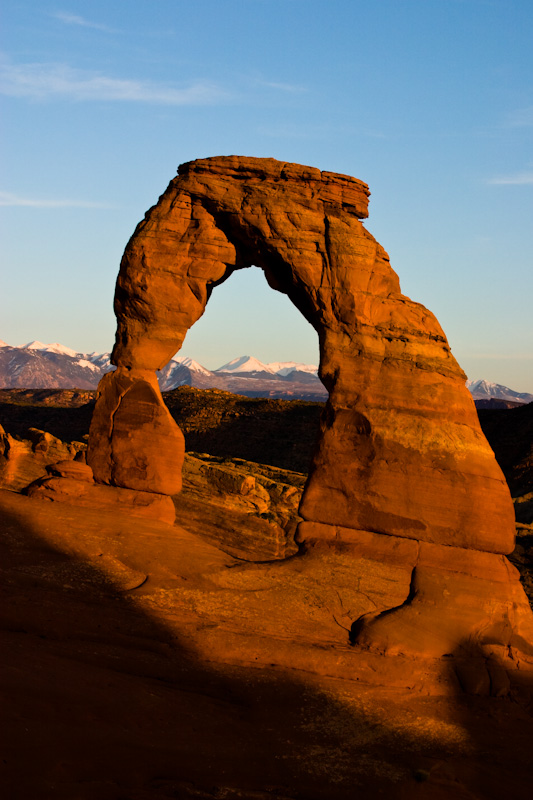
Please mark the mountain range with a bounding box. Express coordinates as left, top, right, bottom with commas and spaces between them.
0, 341, 327, 401
1, 340, 532, 405
465, 379, 533, 406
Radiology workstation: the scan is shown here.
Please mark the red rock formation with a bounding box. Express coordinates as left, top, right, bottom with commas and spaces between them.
25, 455, 175, 524
87, 368, 184, 497
87, 156, 533, 656
0, 424, 86, 491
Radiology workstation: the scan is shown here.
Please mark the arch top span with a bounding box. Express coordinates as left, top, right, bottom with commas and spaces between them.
87, 155, 533, 657
176, 155, 371, 219
112, 155, 391, 372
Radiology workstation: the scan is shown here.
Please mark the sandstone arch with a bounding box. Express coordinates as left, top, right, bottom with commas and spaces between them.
88, 156, 533, 656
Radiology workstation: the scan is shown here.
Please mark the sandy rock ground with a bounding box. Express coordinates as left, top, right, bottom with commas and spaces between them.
2, 489, 533, 800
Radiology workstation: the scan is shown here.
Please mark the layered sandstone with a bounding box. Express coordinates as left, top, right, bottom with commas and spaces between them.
178, 452, 303, 559
87, 155, 532, 656
0, 424, 86, 492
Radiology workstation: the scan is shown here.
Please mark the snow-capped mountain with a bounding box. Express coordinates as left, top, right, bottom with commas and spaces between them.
215, 355, 276, 374
21, 341, 111, 372
158, 356, 226, 392
1, 340, 531, 405
267, 361, 319, 376
466, 379, 533, 405
85, 351, 112, 371
208, 355, 325, 399
0, 341, 111, 389
0, 342, 326, 399
24, 340, 80, 358
172, 356, 212, 375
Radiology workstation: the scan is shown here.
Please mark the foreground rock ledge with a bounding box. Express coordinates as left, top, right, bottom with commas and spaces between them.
86, 155, 533, 658
2, 490, 533, 800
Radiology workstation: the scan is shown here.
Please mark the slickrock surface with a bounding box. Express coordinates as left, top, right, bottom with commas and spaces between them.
26, 474, 176, 524
1, 489, 533, 800
86, 156, 532, 656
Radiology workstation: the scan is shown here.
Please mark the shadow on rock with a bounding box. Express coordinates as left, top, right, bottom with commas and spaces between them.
1, 493, 533, 800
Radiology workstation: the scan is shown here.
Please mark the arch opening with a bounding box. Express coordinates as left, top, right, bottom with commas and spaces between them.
178, 264, 323, 384
159, 263, 327, 562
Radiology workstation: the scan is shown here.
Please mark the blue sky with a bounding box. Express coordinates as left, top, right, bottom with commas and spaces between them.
1, 0, 532, 389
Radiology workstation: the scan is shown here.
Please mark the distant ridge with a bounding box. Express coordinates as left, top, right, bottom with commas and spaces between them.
215, 355, 276, 375
24, 340, 80, 358
466, 379, 533, 405
267, 361, 318, 376
1, 341, 531, 405
0, 341, 111, 390
0, 342, 326, 401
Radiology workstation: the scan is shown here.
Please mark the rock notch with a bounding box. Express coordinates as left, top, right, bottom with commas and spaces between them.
87, 156, 533, 657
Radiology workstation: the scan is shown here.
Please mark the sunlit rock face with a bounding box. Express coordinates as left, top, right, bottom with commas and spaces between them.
87, 156, 533, 657
89, 156, 514, 554
0, 425, 86, 492
87, 368, 184, 497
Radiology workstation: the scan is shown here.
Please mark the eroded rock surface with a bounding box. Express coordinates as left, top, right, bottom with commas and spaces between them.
2, 489, 533, 800
26, 476, 176, 524
86, 155, 532, 657
0, 424, 86, 491
88, 368, 184, 496
178, 452, 303, 559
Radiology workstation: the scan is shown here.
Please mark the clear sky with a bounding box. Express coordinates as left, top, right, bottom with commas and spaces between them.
1, 0, 532, 390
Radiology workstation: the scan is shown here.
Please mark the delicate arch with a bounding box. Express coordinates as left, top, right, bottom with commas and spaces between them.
89, 156, 514, 554
86, 156, 533, 657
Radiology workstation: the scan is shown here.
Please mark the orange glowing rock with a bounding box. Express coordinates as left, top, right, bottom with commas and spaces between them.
86, 156, 532, 655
